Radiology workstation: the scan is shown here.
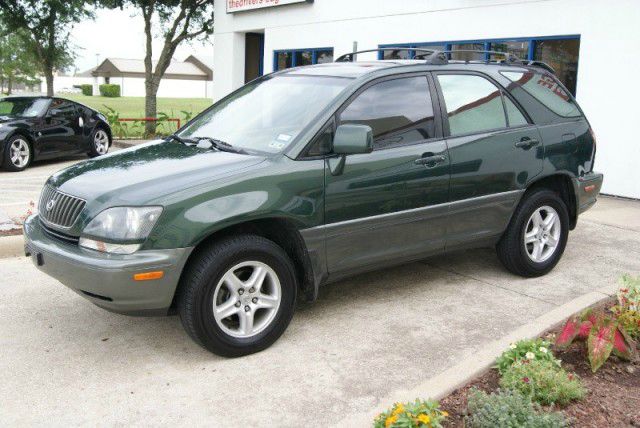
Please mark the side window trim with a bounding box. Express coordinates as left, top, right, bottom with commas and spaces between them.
433, 70, 533, 139
335, 72, 443, 152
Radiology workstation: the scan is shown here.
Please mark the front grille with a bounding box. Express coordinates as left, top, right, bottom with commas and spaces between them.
39, 185, 86, 228
40, 220, 80, 245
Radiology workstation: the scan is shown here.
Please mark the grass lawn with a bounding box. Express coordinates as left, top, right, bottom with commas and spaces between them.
61, 94, 212, 137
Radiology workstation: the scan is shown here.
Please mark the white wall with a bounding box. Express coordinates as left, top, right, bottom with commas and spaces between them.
212, 0, 640, 198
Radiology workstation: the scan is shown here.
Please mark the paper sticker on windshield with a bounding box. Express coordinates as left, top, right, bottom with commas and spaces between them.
277, 133, 292, 142
269, 141, 286, 150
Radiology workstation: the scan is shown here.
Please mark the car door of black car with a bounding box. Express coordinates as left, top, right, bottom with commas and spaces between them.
38, 99, 83, 155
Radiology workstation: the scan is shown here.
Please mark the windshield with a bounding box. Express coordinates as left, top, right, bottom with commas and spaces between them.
0, 98, 50, 118
179, 74, 351, 154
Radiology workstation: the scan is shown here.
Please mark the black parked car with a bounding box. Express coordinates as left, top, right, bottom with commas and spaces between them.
0, 96, 112, 172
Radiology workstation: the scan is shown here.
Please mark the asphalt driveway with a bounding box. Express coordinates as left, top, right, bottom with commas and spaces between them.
1, 196, 639, 427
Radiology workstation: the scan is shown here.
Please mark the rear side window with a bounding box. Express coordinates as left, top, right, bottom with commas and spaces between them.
501, 70, 581, 118
339, 76, 435, 149
504, 97, 528, 127
437, 74, 506, 136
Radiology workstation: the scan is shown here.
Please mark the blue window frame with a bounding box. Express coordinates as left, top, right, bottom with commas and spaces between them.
273, 47, 334, 72
379, 35, 581, 95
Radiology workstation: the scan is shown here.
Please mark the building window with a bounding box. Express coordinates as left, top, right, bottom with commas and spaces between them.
379, 36, 580, 95
273, 47, 334, 71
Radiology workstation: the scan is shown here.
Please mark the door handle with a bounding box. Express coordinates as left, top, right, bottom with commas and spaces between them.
415, 154, 446, 167
515, 138, 540, 149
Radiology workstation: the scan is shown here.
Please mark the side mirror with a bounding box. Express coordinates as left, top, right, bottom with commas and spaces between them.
333, 124, 373, 155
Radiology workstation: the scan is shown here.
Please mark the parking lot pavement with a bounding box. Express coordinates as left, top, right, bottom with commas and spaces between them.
0, 149, 121, 222
1, 196, 639, 427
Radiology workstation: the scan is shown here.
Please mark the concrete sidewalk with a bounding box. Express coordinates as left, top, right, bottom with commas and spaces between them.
1, 196, 639, 427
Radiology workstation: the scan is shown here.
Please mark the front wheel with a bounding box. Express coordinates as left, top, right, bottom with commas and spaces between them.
496, 189, 569, 277
177, 235, 297, 357
2, 135, 32, 172
88, 127, 110, 158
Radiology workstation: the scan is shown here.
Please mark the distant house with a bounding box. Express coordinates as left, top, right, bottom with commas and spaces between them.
76, 56, 213, 98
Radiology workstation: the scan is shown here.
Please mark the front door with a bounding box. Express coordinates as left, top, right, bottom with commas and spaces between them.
38, 98, 82, 155
434, 72, 543, 248
324, 74, 450, 275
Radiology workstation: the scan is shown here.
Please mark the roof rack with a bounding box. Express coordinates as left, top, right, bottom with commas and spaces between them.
334, 47, 555, 74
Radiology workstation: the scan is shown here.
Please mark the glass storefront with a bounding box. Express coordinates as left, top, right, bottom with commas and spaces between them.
274, 48, 334, 71
379, 36, 580, 95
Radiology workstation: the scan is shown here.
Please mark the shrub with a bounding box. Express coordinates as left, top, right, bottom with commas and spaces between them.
495, 338, 560, 374
99, 84, 121, 97
499, 359, 585, 406
465, 389, 565, 428
80, 84, 93, 96
373, 399, 448, 428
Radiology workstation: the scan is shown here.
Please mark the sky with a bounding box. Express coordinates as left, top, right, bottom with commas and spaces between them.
69, 6, 214, 73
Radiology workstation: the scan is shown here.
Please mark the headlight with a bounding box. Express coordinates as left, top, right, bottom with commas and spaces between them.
79, 206, 163, 254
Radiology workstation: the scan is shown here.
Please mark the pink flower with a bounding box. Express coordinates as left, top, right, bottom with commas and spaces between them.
522, 377, 530, 383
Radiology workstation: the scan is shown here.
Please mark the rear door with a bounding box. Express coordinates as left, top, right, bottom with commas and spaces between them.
323, 73, 450, 275
433, 72, 543, 249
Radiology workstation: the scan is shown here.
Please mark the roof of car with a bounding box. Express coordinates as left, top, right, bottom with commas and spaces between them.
278, 59, 540, 79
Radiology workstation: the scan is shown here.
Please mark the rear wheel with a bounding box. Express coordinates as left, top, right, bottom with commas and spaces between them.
2, 135, 32, 172
177, 235, 297, 357
496, 189, 569, 277
88, 127, 110, 158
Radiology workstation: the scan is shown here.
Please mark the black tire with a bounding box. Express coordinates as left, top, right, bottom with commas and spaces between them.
87, 126, 110, 158
2, 134, 32, 172
177, 234, 297, 357
496, 189, 569, 277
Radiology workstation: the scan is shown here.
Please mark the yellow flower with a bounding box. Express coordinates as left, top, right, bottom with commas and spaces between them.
441, 410, 449, 417
385, 414, 398, 428
392, 403, 405, 416
417, 414, 431, 425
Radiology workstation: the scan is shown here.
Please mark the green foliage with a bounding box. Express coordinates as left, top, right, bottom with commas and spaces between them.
465, 389, 565, 428
99, 84, 121, 98
80, 84, 93, 96
0, 26, 41, 94
0, 0, 94, 94
373, 399, 448, 428
495, 339, 560, 374
613, 275, 640, 340
499, 359, 585, 406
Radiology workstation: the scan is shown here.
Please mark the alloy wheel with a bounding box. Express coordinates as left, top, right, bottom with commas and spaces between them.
9, 138, 30, 168
524, 205, 562, 263
212, 261, 282, 338
94, 130, 109, 155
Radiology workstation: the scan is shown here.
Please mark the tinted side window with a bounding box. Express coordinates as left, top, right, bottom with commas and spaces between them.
500, 70, 581, 118
340, 76, 435, 149
504, 96, 528, 127
437, 74, 506, 136
48, 99, 77, 119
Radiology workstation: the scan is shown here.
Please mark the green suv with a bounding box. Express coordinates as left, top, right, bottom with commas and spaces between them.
24, 50, 603, 356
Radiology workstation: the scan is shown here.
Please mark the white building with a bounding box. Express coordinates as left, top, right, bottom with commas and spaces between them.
212, 0, 640, 199
67, 56, 214, 98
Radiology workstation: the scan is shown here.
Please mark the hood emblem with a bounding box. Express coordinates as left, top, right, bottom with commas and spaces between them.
46, 199, 56, 212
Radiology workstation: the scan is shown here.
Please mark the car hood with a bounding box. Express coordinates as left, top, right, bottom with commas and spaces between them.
48, 140, 267, 203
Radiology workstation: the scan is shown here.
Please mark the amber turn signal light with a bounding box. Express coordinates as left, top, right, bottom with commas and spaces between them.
133, 271, 164, 281
584, 185, 596, 193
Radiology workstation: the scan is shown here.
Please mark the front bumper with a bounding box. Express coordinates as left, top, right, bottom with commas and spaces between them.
23, 215, 193, 316
574, 171, 604, 215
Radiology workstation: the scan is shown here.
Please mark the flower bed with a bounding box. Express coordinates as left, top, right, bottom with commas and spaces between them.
374, 275, 640, 427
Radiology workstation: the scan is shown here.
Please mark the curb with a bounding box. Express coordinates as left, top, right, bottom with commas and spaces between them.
0, 234, 25, 259
335, 283, 619, 427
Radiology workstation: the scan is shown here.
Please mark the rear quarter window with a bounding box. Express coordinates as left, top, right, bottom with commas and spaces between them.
500, 70, 581, 118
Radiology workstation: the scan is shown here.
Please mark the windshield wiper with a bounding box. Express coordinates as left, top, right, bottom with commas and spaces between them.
165, 134, 196, 145
193, 137, 248, 154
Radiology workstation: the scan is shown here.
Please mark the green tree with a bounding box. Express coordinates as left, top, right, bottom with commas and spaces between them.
0, 0, 94, 96
106, 0, 214, 135
0, 28, 41, 95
